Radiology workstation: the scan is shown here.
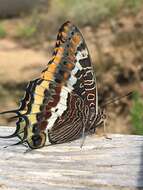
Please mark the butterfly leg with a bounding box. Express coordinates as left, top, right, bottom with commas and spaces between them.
80, 123, 86, 148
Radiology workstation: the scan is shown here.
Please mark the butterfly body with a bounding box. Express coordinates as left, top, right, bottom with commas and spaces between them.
0, 21, 104, 149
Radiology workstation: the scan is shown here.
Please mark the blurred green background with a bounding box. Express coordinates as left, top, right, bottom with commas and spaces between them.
0, 0, 143, 134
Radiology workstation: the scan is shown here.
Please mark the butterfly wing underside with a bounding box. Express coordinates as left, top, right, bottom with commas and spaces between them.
0, 21, 98, 149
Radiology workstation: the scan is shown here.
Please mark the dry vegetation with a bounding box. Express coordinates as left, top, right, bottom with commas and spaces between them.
0, 0, 143, 134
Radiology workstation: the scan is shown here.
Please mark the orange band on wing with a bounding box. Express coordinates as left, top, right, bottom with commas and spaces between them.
71, 34, 81, 47
41, 63, 57, 80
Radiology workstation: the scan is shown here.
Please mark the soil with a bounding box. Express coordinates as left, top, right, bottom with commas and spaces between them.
0, 39, 48, 83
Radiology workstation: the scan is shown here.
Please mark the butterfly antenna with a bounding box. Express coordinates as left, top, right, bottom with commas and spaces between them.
101, 91, 133, 108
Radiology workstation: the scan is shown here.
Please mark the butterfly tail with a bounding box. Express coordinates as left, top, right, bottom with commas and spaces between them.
0, 109, 21, 139
0, 109, 19, 115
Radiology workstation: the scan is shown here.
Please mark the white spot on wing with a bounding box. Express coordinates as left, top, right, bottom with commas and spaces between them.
76, 49, 88, 60
72, 66, 80, 75
46, 88, 68, 133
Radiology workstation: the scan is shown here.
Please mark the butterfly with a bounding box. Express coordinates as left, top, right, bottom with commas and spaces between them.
0, 21, 105, 149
